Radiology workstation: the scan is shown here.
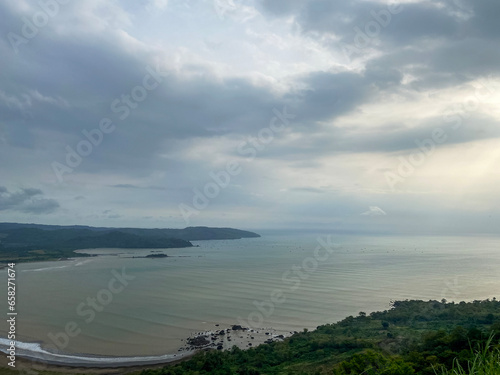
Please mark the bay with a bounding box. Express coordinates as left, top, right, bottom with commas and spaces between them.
0, 233, 499, 359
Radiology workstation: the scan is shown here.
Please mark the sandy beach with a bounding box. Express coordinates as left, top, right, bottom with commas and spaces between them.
0, 353, 195, 374
0, 323, 290, 373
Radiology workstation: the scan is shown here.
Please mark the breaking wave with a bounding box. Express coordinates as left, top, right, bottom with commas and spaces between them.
0, 338, 191, 367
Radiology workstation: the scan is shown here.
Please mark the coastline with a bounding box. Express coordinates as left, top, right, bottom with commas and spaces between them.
0, 353, 196, 374
4, 298, 499, 375
0, 324, 290, 371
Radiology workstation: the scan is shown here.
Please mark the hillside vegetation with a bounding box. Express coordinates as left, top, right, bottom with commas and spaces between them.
139, 299, 500, 375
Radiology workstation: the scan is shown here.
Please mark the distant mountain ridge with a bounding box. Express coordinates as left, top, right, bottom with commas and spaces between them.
0, 223, 260, 262
0, 223, 260, 239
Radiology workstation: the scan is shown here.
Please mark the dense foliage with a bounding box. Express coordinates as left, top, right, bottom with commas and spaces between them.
139, 299, 500, 375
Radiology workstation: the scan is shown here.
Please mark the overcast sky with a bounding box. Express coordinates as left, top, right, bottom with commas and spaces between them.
1, 0, 499, 234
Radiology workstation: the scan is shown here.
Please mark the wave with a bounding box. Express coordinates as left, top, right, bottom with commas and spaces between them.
22, 258, 94, 272
22, 265, 70, 272
74, 259, 94, 267
0, 338, 192, 367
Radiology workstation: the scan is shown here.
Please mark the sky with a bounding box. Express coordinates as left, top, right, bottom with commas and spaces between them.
1, 0, 500, 234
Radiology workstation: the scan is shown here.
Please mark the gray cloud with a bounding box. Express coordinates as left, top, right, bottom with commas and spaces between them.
288, 187, 327, 194
1, 0, 499, 232
1, 0, 494, 180
260, 0, 459, 44
0, 187, 59, 214
109, 184, 177, 191
260, 0, 500, 88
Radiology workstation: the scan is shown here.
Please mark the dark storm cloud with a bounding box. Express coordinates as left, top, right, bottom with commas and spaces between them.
0, 186, 59, 214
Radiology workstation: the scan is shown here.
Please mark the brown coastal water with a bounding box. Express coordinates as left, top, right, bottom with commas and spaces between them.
0, 234, 499, 364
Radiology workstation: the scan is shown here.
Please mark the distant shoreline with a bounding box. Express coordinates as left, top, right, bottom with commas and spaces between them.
0, 223, 260, 263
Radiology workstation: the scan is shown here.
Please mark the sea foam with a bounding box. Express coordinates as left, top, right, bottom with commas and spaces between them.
0, 338, 191, 367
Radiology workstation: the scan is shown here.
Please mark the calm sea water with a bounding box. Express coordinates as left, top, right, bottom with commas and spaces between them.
0, 233, 499, 360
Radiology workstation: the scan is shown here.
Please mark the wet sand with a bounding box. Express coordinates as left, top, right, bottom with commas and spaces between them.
0, 323, 291, 372
0, 353, 195, 374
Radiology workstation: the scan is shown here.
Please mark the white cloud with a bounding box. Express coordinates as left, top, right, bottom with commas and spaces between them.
145, 0, 169, 13
361, 206, 387, 216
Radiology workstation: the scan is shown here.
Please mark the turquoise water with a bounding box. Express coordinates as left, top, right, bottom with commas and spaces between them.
0, 233, 499, 358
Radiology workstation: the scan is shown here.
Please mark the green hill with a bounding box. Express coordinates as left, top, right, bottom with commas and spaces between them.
0, 223, 261, 241
0, 223, 260, 262
139, 299, 500, 375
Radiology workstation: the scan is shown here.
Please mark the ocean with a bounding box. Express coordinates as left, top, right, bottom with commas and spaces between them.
0, 233, 499, 365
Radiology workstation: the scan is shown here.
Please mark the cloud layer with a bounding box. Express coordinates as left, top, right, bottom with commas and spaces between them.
1, 0, 499, 233
0, 186, 59, 214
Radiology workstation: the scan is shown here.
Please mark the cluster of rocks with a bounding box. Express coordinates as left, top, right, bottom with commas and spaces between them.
186, 335, 210, 347
181, 331, 226, 351
178, 324, 288, 352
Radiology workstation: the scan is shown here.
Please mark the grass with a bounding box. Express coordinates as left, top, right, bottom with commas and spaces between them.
436, 335, 500, 375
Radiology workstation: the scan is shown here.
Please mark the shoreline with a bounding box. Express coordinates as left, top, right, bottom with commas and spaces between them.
0, 352, 196, 374
0, 247, 200, 266
0, 325, 291, 371
0, 247, 191, 265
2, 351, 195, 369
0, 343, 195, 368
